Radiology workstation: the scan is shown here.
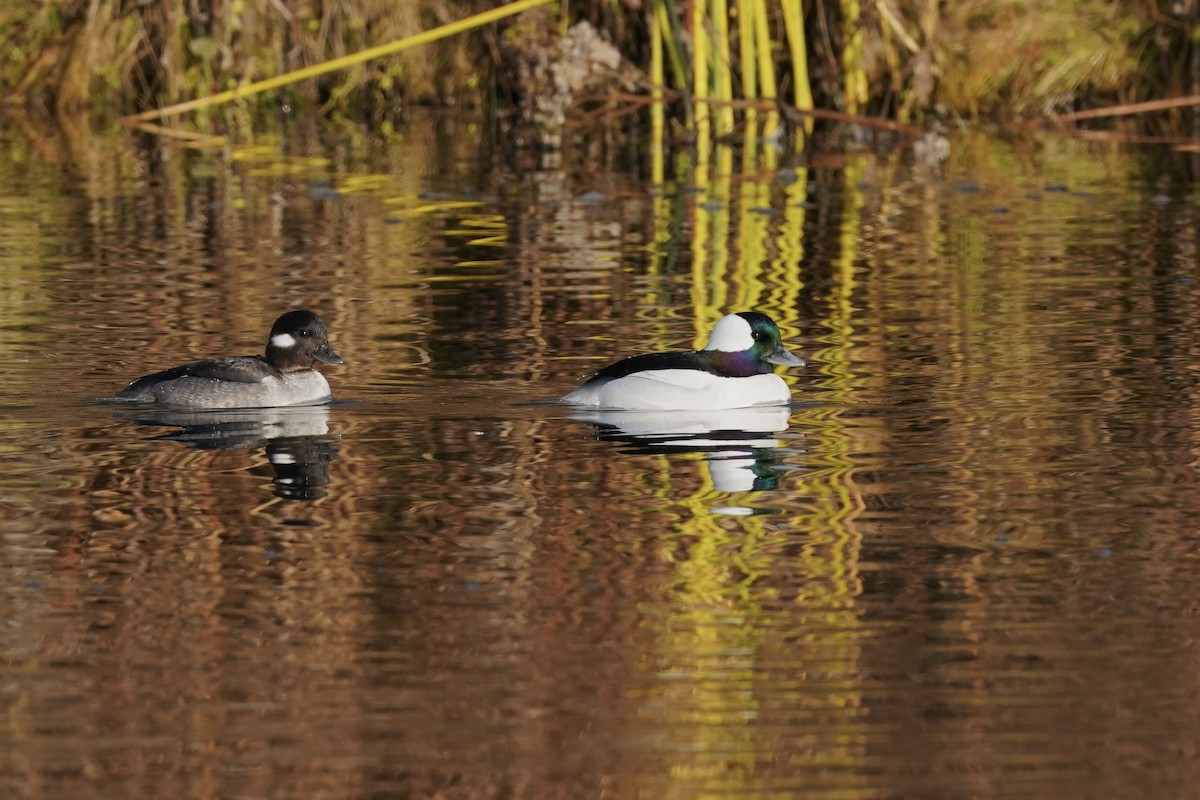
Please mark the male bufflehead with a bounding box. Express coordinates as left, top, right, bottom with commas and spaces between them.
562, 311, 804, 411
116, 310, 345, 409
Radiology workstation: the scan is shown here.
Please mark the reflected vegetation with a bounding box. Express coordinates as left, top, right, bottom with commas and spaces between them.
2, 112, 1200, 797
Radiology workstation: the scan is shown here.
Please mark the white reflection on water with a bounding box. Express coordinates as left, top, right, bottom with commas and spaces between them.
117, 405, 332, 448
569, 405, 792, 496
117, 405, 338, 499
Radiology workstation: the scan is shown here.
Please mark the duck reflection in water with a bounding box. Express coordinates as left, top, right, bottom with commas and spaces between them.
569, 406, 792, 494
117, 406, 338, 500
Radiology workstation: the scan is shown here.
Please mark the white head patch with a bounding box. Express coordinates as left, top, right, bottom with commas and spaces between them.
271, 332, 298, 349
703, 314, 755, 352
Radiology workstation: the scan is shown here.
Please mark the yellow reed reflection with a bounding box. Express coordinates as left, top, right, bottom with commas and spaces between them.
622, 125, 870, 794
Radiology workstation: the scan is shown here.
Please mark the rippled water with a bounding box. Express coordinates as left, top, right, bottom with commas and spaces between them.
3, 114, 1200, 798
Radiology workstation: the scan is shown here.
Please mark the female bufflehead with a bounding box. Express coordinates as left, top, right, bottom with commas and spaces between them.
562, 311, 804, 411
116, 310, 344, 409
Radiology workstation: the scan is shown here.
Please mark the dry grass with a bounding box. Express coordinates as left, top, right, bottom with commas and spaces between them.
932, 0, 1142, 117
0, 0, 1194, 132
0, 0, 484, 115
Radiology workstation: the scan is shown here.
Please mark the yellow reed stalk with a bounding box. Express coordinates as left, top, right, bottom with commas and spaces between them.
128, 122, 227, 147
752, 0, 777, 99
779, 0, 814, 131
650, 0, 665, 184
733, 7, 761, 149
739, 0, 759, 141
693, 0, 710, 129
738, 0, 757, 101
123, 0, 552, 123
751, 0, 781, 141
710, 0, 735, 136
841, 0, 868, 114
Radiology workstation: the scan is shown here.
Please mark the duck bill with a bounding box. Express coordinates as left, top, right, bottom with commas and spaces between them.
766, 347, 805, 367
314, 346, 346, 365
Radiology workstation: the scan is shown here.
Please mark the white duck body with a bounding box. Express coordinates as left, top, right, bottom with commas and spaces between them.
562, 312, 804, 411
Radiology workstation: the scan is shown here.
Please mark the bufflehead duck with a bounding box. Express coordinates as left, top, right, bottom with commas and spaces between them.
562, 311, 804, 411
116, 310, 345, 409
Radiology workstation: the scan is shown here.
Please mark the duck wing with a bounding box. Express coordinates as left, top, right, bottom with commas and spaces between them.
123, 356, 275, 392
586, 351, 709, 382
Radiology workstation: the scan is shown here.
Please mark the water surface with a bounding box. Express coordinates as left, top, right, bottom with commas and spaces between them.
2, 114, 1199, 798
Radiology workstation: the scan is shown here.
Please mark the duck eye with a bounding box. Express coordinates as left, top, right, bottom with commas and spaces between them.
299, 329, 311, 337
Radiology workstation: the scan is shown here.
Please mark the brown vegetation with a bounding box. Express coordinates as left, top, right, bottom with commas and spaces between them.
0, 1, 1197, 136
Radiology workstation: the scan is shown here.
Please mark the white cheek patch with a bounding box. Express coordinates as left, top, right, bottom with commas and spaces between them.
271, 332, 298, 349
703, 314, 755, 352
